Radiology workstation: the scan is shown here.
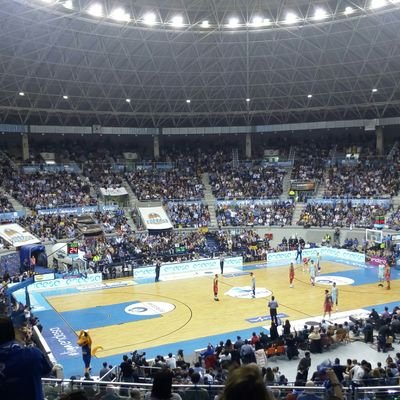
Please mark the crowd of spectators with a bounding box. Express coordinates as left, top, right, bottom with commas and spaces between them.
214, 230, 270, 262
291, 145, 328, 182
16, 210, 131, 242
166, 202, 211, 228
2, 170, 97, 210
323, 161, 399, 198
386, 206, 400, 230
83, 157, 125, 191
0, 195, 14, 213
297, 202, 389, 228
216, 201, 293, 227
125, 168, 204, 201
209, 163, 286, 200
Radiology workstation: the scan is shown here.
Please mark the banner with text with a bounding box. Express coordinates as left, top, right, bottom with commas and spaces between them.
134, 257, 243, 279
139, 206, 173, 230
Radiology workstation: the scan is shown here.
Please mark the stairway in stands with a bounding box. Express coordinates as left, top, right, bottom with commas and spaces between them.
292, 202, 306, 225
205, 233, 220, 255
201, 172, 218, 227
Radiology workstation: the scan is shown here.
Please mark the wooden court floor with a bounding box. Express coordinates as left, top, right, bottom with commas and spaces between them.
46, 261, 399, 359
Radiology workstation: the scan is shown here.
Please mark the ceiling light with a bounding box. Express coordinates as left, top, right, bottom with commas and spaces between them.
252, 16, 263, 26
126, 98, 131, 103
186, 99, 191, 104
370, 0, 387, 9
344, 6, 354, 15
246, 98, 251, 102
372, 88, 378, 93
307, 94, 313, 98
62, 0, 73, 10
19, 92, 25, 96
63, 95, 69, 100
284, 12, 298, 24
171, 15, 184, 27
87, 3, 103, 17
110, 8, 131, 22
201, 20, 209, 28
314, 8, 328, 20
228, 17, 239, 28
143, 12, 156, 25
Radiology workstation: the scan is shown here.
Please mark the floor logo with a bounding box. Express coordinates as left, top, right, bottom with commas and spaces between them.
315, 276, 354, 286
124, 302, 175, 316
225, 286, 272, 299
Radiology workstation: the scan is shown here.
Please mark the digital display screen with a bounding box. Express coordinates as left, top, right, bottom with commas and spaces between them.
67, 242, 79, 255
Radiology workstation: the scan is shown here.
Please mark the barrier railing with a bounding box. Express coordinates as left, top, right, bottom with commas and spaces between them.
41, 379, 400, 400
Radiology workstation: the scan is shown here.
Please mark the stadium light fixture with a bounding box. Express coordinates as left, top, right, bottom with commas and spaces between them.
372, 88, 378, 93
63, 95, 69, 100
110, 8, 131, 22
307, 94, 313, 98
246, 98, 251, 102
19, 92, 25, 96
143, 12, 156, 25
62, 0, 73, 10
171, 15, 184, 27
252, 16, 263, 26
186, 99, 191, 104
370, 0, 387, 9
201, 20, 209, 28
284, 12, 298, 24
227, 17, 240, 28
126, 98, 131, 103
344, 6, 354, 15
314, 8, 328, 20
87, 3, 103, 17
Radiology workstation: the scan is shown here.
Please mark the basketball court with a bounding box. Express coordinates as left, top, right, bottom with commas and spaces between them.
14, 255, 400, 377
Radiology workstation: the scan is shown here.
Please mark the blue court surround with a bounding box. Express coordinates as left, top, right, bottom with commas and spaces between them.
60, 301, 159, 331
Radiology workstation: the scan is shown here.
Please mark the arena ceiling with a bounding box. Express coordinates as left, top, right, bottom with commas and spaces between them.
1, 0, 400, 128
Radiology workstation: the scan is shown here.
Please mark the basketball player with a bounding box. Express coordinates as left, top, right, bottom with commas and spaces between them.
323, 289, 333, 320
213, 274, 219, 301
250, 272, 256, 298
331, 282, 338, 311
378, 263, 385, 287
289, 262, 295, 288
384, 264, 391, 290
309, 260, 316, 286
317, 252, 321, 274
302, 257, 309, 273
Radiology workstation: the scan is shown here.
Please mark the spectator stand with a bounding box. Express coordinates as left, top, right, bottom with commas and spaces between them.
298, 198, 391, 228
215, 199, 294, 227
125, 162, 204, 202
209, 160, 287, 200
166, 201, 211, 228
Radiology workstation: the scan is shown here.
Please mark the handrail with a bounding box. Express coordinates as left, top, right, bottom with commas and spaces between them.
41, 377, 400, 393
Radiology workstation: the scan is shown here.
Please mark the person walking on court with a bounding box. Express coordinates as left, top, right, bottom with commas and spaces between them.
213, 274, 219, 301
296, 243, 303, 263
309, 260, 316, 286
155, 259, 161, 282
268, 296, 279, 325
250, 272, 256, 298
289, 262, 295, 288
384, 264, 391, 290
219, 253, 225, 275
331, 282, 338, 311
323, 289, 333, 319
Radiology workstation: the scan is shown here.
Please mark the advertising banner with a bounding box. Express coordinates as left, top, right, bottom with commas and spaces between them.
0, 223, 41, 247
134, 257, 242, 279
139, 206, 173, 230
27, 273, 102, 291
366, 255, 388, 266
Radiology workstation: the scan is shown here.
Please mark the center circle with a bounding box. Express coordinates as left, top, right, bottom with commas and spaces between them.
124, 301, 176, 315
